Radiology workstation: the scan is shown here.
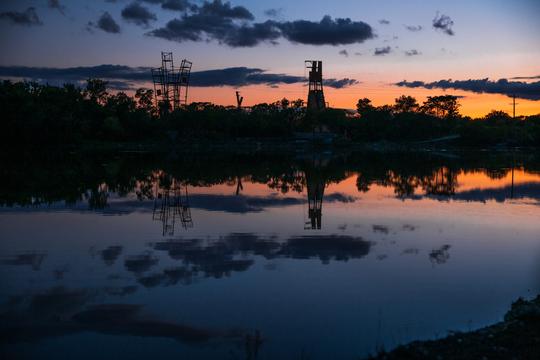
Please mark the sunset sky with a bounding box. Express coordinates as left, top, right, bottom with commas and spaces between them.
1, 0, 539, 117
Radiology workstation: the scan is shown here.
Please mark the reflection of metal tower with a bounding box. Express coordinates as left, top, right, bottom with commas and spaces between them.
305, 172, 325, 230
305, 60, 326, 111
151, 52, 192, 113
153, 180, 193, 236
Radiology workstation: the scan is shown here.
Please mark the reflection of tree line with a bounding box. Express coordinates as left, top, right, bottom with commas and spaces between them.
1, 151, 538, 207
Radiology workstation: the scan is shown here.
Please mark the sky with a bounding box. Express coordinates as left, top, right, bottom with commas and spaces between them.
0, 0, 539, 117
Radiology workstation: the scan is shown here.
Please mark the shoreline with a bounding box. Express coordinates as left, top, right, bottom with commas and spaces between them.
368, 295, 540, 360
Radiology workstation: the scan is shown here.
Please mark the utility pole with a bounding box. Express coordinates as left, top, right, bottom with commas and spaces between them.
509, 94, 518, 119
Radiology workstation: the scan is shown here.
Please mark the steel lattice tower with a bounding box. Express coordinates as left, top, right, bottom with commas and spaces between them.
152, 52, 192, 113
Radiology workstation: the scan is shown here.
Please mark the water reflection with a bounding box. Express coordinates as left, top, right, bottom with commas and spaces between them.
1, 150, 540, 359
152, 174, 193, 236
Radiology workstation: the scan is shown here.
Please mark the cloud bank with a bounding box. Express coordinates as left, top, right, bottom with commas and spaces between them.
146, 1, 374, 47
396, 78, 540, 100
0, 65, 359, 90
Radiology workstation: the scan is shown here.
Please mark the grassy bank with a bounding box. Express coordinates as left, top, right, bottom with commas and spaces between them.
369, 295, 540, 360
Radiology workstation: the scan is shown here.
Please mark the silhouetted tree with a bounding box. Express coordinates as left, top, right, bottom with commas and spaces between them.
394, 95, 419, 113
356, 98, 374, 116
421, 95, 460, 118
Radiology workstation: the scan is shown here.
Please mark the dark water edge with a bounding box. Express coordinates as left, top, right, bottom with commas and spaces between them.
370, 295, 540, 360
76, 138, 540, 154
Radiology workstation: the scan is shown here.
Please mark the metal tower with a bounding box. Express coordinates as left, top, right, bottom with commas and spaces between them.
152, 52, 192, 113
305, 60, 326, 111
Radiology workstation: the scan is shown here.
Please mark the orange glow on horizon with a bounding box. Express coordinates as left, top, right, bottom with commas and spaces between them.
186, 83, 540, 118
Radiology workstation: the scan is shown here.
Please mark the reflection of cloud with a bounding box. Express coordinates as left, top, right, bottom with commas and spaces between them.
27, 287, 92, 319
100, 246, 123, 266
124, 254, 158, 274
278, 235, 372, 264
438, 182, 540, 204
324, 193, 357, 203
104, 286, 138, 297
148, 233, 373, 284
1, 300, 239, 345
1, 252, 46, 271
137, 267, 197, 287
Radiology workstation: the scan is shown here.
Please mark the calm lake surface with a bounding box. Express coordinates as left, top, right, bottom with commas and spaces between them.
1, 150, 540, 359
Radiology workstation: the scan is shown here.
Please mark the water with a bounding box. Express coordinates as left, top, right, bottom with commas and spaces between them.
1, 151, 539, 359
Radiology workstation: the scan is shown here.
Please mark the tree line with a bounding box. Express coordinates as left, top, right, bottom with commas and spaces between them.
1, 79, 539, 148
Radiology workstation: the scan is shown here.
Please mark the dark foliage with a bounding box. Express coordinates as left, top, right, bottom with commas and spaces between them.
1, 80, 539, 148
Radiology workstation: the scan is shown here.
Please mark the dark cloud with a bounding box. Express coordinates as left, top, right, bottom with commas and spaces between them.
0, 65, 358, 90
405, 25, 422, 32
148, 16, 280, 47
121, 2, 157, 27
339, 49, 349, 57
0, 7, 42, 26
161, 0, 192, 11
277, 16, 374, 45
149, 8, 374, 48
264, 8, 283, 18
48, 0, 66, 15
374, 46, 392, 56
199, 0, 254, 20
325, 78, 359, 88
89, 12, 121, 33
404, 49, 421, 56
433, 13, 454, 35
396, 78, 540, 100
379, 19, 390, 25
